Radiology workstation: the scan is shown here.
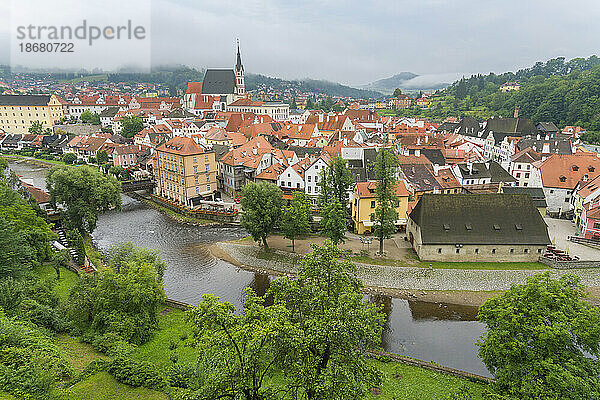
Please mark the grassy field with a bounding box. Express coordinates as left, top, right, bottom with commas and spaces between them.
416, 261, 548, 270
133, 308, 196, 368
33, 263, 78, 301
350, 254, 547, 270
55, 372, 168, 400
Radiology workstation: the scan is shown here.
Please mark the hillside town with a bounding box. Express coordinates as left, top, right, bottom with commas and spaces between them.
3, 0, 600, 395
1, 47, 598, 265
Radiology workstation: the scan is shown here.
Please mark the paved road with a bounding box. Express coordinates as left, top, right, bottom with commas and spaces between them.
545, 217, 600, 261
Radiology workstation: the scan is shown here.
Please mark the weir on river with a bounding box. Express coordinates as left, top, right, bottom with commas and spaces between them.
9, 161, 490, 377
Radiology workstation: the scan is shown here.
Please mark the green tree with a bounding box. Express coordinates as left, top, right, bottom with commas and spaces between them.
240, 182, 283, 249
61, 152, 77, 165
290, 97, 297, 109
28, 120, 44, 135
319, 198, 347, 244
393, 88, 403, 97
46, 165, 121, 234
372, 147, 399, 254
80, 110, 101, 124
478, 273, 600, 400
281, 191, 311, 252
109, 164, 123, 179
185, 290, 297, 400
0, 182, 55, 262
120, 115, 144, 138
96, 149, 109, 165
52, 248, 72, 279
319, 156, 353, 207
306, 97, 314, 110
67, 247, 165, 344
0, 215, 34, 279
108, 242, 167, 279
269, 241, 384, 399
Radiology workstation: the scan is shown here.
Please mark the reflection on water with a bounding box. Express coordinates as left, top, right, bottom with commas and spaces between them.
9, 161, 491, 376
370, 295, 489, 376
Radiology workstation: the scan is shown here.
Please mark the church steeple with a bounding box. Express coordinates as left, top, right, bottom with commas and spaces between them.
234, 39, 245, 96
235, 39, 244, 73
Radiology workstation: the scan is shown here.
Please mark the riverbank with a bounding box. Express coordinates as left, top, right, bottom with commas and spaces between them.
212, 241, 600, 307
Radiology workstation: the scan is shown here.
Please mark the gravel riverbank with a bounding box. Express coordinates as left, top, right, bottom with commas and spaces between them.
215, 242, 600, 306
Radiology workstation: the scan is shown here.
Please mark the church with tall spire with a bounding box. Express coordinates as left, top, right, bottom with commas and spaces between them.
234, 39, 245, 96
183, 40, 247, 114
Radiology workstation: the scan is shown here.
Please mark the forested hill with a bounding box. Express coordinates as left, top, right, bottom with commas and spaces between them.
422, 56, 600, 133
245, 74, 383, 99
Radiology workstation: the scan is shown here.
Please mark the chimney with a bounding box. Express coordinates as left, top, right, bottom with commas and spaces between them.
467, 161, 473, 174
514, 106, 519, 118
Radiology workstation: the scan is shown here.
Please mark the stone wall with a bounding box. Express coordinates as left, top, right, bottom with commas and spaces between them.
539, 256, 600, 269
417, 244, 546, 262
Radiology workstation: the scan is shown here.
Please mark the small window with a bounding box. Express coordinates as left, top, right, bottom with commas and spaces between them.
443, 224, 450, 231
524, 248, 529, 254
590, 166, 596, 172
455, 248, 460, 254
572, 165, 579, 171
371, 200, 376, 208
510, 248, 514, 254
493, 224, 501, 231
492, 249, 496, 254
559, 176, 567, 182
515, 224, 523, 231
465, 224, 472, 231
437, 248, 442, 254
475, 248, 479, 254
537, 248, 542, 253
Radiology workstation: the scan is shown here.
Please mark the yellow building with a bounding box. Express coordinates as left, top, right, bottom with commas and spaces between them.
352, 181, 410, 234
0, 94, 64, 134
154, 136, 218, 206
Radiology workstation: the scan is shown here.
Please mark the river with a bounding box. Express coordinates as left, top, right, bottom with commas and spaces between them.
9, 160, 489, 377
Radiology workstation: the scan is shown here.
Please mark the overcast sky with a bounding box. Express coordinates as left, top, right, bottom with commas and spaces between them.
1, 0, 600, 86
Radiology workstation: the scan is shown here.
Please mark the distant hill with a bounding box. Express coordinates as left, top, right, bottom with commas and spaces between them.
245, 74, 383, 99
360, 72, 419, 94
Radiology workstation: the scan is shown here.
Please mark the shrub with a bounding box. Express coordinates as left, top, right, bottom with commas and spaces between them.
167, 363, 196, 389
107, 356, 167, 390
91, 332, 136, 357
18, 299, 67, 332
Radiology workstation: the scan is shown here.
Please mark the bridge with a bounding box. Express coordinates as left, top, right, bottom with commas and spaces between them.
120, 179, 156, 192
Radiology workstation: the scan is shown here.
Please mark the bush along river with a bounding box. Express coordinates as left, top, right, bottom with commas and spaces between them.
10, 160, 490, 377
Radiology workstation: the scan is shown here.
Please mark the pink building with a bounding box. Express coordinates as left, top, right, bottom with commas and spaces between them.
582, 206, 600, 240
112, 144, 148, 168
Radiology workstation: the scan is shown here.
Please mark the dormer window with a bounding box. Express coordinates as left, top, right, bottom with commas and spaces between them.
572, 165, 579, 171
465, 224, 472, 231
590, 166, 596, 172
515, 224, 523, 231
493, 224, 501, 231
443, 224, 450, 231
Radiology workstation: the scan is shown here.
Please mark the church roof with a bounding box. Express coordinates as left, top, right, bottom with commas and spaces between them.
202, 69, 236, 95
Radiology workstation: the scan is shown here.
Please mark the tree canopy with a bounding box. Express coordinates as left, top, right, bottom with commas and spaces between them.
478, 273, 600, 400
120, 115, 144, 138
281, 191, 311, 252
47, 165, 122, 233
184, 241, 384, 400
240, 182, 283, 249
372, 147, 399, 254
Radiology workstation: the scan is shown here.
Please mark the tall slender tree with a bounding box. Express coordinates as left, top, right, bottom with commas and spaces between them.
281, 191, 311, 252
372, 147, 399, 254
